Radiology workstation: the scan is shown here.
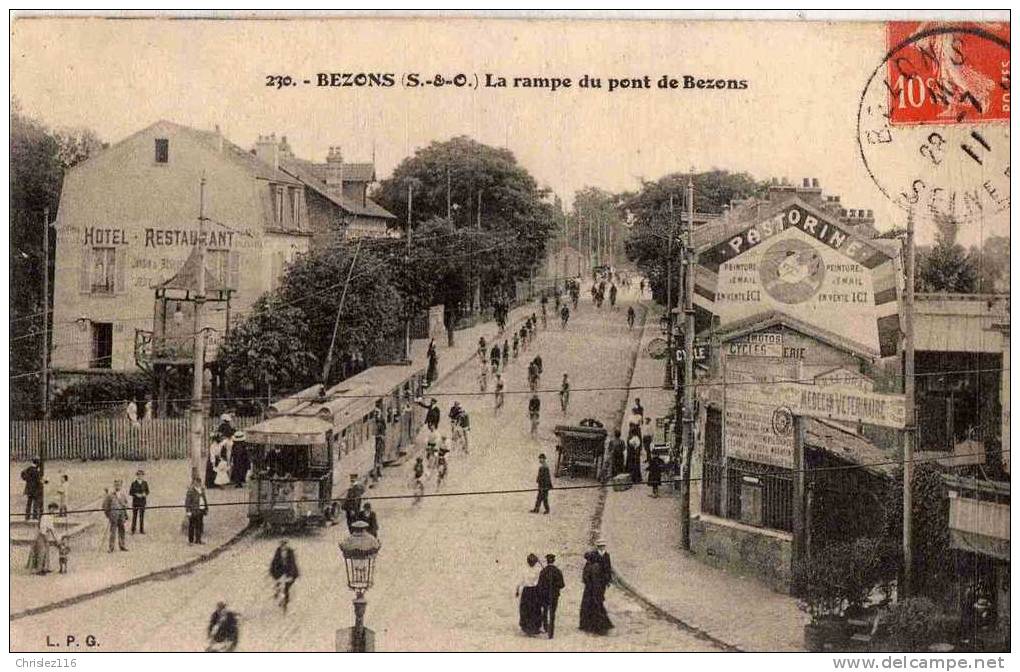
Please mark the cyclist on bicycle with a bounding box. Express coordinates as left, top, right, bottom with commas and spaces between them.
528, 394, 541, 438
206, 602, 240, 652
269, 540, 299, 614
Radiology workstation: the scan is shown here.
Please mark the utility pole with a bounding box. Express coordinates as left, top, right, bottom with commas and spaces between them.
679, 173, 697, 551
40, 208, 50, 484
474, 190, 482, 312
588, 218, 593, 272
402, 184, 413, 362
576, 217, 582, 277
562, 212, 568, 289
446, 167, 452, 221
188, 177, 210, 482
902, 207, 916, 597
664, 195, 675, 389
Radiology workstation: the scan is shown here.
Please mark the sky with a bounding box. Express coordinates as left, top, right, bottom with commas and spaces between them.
10, 15, 1010, 247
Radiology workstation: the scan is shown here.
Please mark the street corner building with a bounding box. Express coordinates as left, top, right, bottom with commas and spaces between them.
48, 121, 397, 383
681, 178, 1010, 593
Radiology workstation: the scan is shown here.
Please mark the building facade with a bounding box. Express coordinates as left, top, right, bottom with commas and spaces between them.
50, 121, 396, 377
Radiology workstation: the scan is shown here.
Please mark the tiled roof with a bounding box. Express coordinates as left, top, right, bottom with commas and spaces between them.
288, 158, 375, 184
279, 157, 396, 220
166, 122, 301, 185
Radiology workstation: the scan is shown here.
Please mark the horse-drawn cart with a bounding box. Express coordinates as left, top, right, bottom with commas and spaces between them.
553, 422, 606, 479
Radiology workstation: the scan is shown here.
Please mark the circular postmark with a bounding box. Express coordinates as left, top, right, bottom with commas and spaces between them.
772, 406, 794, 437
856, 24, 1010, 223
758, 238, 826, 304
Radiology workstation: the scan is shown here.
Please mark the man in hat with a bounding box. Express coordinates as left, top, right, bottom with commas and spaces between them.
342, 474, 364, 532
269, 539, 299, 613
185, 477, 208, 545
102, 479, 129, 552
359, 502, 379, 539
531, 454, 553, 514
538, 553, 565, 638
21, 457, 44, 520
417, 398, 441, 432
129, 469, 150, 534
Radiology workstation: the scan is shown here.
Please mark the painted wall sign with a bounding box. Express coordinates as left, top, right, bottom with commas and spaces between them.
725, 383, 796, 468
693, 200, 901, 357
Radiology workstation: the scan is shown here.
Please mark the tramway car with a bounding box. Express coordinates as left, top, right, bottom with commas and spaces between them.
244, 365, 429, 530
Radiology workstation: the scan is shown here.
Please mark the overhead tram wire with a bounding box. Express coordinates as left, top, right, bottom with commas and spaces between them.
13, 448, 1007, 520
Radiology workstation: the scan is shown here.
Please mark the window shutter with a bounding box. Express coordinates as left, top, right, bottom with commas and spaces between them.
115, 247, 127, 294
79, 247, 92, 294
228, 251, 240, 291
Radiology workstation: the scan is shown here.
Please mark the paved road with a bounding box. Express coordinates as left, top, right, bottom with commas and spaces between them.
10, 290, 717, 652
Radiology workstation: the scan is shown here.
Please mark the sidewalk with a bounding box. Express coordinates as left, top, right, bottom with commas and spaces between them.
599, 300, 809, 652
10, 300, 538, 617
10, 459, 249, 616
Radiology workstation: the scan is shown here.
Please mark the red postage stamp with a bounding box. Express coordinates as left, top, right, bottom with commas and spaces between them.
886, 22, 1010, 125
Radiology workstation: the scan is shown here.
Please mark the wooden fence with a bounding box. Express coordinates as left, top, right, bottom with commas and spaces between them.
10, 416, 261, 462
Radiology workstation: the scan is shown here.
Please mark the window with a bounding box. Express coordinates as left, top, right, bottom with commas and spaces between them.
91, 247, 116, 294
275, 186, 285, 226
155, 138, 169, 164
90, 322, 113, 368
289, 187, 301, 229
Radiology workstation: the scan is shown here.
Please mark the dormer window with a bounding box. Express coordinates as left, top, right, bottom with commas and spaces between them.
155, 138, 169, 164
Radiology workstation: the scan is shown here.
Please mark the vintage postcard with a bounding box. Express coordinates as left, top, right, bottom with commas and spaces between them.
7, 11, 1010, 658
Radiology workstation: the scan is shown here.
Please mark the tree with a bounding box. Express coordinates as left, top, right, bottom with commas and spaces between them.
9, 100, 105, 417
915, 215, 979, 293
571, 186, 623, 267
622, 170, 765, 305
971, 235, 1009, 293
373, 136, 557, 311
216, 296, 319, 402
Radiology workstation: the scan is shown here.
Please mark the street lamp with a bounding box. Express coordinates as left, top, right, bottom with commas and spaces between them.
337, 519, 381, 652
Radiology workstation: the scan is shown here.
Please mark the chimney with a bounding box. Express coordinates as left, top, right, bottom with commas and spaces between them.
254, 133, 279, 171
866, 209, 873, 218
279, 135, 293, 159
812, 178, 820, 188
325, 146, 345, 190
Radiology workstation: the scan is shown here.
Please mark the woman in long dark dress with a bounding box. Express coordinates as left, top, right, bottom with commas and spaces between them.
579, 551, 613, 634
627, 435, 643, 484
426, 340, 438, 385
516, 553, 544, 635
230, 434, 250, 487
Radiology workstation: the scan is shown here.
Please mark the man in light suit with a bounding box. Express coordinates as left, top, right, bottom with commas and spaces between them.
102, 479, 129, 552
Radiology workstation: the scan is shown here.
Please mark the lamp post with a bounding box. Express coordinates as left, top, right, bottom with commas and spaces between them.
337, 520, 381, 652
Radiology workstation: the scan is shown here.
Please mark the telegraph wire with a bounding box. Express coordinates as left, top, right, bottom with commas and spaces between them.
11, 448, 1007, 520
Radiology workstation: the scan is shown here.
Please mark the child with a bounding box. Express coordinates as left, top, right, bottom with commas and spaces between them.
58, 537, 71, 573
436, 451, 449, 489
56, 473, 69, 517
412, 457, 426, 505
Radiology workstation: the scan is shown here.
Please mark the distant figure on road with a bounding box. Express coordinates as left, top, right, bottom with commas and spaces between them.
639, 278, 645, 296
478, 363, 489, 393
478, 336, 487, 363
206, 601, 239, 652
627, 306, 636, 329
502, 340, 510, 368
343, 474, 365, 532
528, 394, 541, 438
538, 553, 565, 639
102, 479, 129, 553
490, 344, 501, 373
608, 430, 626, 477
609, 284, 617, 309
559, 374, 570, 415
269, 540, 299, 613
627, 435, 643, 484
359, 502, 379, 539
512, 333, 519, 359
21, 458, 44, 521
129, 469, 149, 535
647, 453, 665, 497
560, 305, 570, 329
531, 453, 552, 514
494, 374, 505, 415
230, 432, 250, 487
417, 398, 441, 432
